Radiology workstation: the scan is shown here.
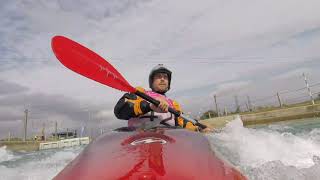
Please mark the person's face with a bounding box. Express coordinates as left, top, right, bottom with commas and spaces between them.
152, 73, 169, 92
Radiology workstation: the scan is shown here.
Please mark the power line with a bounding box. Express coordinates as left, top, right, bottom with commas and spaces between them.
312, 91, 320, 96
250, 95, 277, 103
310, 82, 320, 88
285, 94, 310, 101
279, 87, 306, 95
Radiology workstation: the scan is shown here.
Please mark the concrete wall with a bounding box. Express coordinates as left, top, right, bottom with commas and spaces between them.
39, 137, 90, 150
0, 141, 40, 152
241, 104, 320, 126
200, 115, 240, 129
201, 104, 320, 128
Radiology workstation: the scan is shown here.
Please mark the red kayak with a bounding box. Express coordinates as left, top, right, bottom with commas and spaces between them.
54, 127, 247, 180
51, 36, 247, 179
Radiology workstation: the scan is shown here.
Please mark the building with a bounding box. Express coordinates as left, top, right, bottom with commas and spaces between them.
52, 130, 77, 140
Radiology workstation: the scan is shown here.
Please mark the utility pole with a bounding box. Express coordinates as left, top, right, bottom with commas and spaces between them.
55, 121, 58, 140
8, 132, 11, 142
245, 103, 249, 111
234, 95, 240, 113
42, 122, 46, 141
224, 106, 228, 116
66, 128, 69, 139
90, 128, 93, 140
23, 109, 28, 142
247, 96, 253, 111
80, 126, 84, 138
100, 119, 103, 135
214, 95, 219, 117
277, 92, 283, 107
303, 73, 315, 105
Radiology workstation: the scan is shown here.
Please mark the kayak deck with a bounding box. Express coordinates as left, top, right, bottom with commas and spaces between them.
54, 127, 247, 180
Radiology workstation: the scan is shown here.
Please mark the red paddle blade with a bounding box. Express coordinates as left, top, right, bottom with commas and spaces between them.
51, 36, 136, 93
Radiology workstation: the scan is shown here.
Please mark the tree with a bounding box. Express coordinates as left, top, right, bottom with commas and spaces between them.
200, 110, 218, 120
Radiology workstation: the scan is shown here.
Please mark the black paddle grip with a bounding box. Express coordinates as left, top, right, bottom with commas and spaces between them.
195, 122, 207, 129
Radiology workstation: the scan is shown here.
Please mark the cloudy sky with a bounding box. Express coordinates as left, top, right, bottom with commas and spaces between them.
1, 0, 320, 138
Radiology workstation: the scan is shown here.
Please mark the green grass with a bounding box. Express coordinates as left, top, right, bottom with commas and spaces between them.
240, 100, 320, 115
0, 141, 40, 152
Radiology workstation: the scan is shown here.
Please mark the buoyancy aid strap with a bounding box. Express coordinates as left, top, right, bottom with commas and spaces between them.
174, 117, 179, 126
139, 115, 158, 119
161, 113, 173, 122
151, 111, 154, 121
160, 121, 171, 127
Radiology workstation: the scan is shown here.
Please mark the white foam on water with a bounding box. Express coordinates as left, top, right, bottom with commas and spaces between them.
0, 146, 83, 180
207, 116, 320, 180
1, 119, 320, 180
0, 146, 16, 162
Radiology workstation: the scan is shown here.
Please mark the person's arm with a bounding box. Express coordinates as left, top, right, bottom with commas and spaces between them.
177, 117, 199, 131
114, 88, 151, 120
172, 101, 199, 131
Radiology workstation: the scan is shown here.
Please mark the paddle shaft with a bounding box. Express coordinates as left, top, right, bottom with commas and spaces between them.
135, 91, 207, 129
51, 36, 207, 130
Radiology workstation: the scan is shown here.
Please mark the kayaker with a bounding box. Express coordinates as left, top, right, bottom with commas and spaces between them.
114, 64, 211, 132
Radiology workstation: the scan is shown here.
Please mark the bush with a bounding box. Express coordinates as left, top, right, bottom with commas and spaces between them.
200, 110, 218, 120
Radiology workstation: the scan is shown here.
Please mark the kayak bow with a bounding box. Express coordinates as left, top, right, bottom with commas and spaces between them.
54, 127, 247, 180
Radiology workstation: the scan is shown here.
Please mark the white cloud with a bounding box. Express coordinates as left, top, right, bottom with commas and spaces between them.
210, 81, 252, 97
94, 109, 114, 119
1, 0, 320, 135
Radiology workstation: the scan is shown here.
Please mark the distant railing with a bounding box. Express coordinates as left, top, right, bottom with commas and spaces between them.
39, 137, 90, 150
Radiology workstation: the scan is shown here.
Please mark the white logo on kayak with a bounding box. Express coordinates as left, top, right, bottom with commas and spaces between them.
130, 138, 167, 145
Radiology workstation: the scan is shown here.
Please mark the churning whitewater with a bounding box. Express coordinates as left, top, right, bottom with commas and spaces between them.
0, 146, 83, 180
207, 117, 320, 180
1, 117, 320, 180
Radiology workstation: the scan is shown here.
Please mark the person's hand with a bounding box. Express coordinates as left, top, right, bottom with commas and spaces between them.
200, 127, 212, 133
150, 97, 169, 113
